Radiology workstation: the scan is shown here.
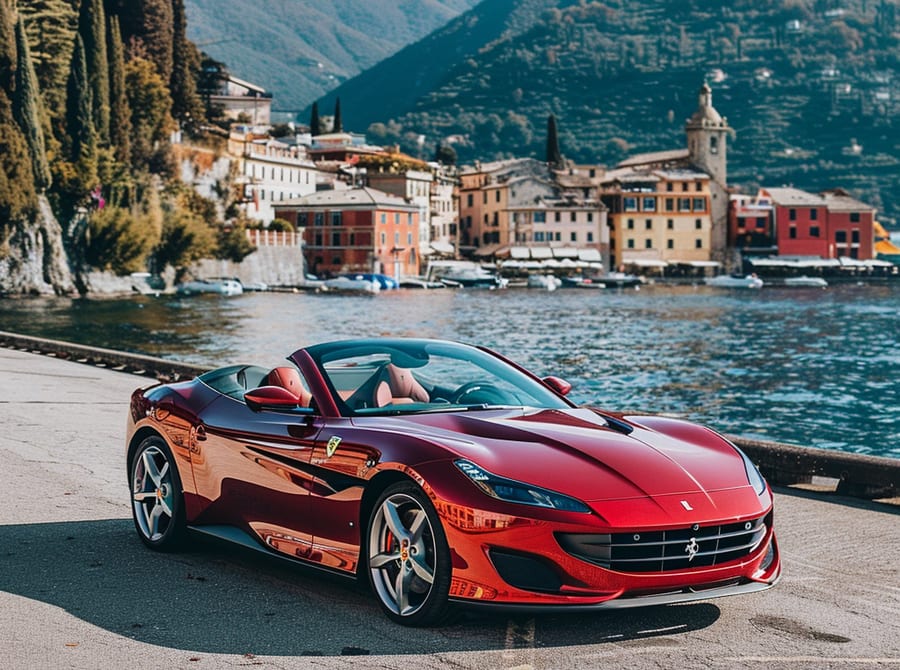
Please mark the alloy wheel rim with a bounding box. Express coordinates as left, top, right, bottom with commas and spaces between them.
132, 445, 175, 541
369, 493, 436, 617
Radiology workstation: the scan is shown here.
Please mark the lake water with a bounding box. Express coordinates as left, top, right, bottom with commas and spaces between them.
2, 283, 898, 459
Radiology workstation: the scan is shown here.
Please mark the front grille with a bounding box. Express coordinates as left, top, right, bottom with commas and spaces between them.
557, 514, 768, 573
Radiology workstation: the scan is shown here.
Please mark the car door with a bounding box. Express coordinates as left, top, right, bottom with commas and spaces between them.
188, 391, 324, 560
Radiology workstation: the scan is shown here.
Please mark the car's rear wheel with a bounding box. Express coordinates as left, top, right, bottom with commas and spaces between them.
130, 436, 186, 550
367, 482, 451, 626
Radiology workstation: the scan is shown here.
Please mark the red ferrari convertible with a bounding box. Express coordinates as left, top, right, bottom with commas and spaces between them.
126, 338, 780, 625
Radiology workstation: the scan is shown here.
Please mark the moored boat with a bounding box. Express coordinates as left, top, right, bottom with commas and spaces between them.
176, 277, 244, 296
705, 274, 764, 289
783, 276, 828, 288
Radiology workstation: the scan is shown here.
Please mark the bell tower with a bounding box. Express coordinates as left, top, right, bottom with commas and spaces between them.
686, 84, 733, 261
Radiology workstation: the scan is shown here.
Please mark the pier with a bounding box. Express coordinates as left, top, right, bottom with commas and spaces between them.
0, 340, 898, 668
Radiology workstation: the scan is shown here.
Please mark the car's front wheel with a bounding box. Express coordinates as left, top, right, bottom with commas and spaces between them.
367, 482, 451, 626
130, 436, 186, 550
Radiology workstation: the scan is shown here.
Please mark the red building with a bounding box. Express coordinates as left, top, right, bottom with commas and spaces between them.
745, 187, 876, 260
273, 187, 420, 277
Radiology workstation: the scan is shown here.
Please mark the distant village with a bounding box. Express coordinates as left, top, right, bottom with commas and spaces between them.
190, 73, 898, 283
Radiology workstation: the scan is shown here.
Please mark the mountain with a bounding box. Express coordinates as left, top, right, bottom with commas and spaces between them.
315, 0, 900, 224
183, 0, 480, 112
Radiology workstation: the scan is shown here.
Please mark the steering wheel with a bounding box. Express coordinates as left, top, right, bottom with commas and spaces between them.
451, 381, 516, 405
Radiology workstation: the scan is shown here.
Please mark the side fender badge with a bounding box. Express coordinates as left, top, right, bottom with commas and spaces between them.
326, 436, 341, 457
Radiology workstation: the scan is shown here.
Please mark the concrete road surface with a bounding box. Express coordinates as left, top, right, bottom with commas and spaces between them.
1, 347, 898, 669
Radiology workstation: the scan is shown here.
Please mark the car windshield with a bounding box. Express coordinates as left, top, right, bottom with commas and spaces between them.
305, 339, 571, 416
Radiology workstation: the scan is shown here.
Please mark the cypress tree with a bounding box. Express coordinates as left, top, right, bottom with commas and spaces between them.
169, 0, 203, 130
65, 33, 96, 168
107, 14, 131, 165
545, 113, 563, 167
78, 0, 109, 144
13, 15, 51, 190
333, 97, 342, 133
309, 101, 320, 136
0, 0, 38, 225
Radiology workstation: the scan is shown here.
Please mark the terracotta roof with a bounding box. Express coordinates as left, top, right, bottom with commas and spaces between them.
762, 187, 826, 207
616, 148, 690, 168
274, 187, 418, 211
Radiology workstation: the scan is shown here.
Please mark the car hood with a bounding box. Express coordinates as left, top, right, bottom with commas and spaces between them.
376, 407, 751, 503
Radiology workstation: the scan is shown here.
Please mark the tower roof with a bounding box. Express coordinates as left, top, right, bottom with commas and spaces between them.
686, 83, 729, 129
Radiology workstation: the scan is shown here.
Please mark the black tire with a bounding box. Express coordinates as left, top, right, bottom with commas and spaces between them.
366, 482, 452, 626
129, 436, 187, 551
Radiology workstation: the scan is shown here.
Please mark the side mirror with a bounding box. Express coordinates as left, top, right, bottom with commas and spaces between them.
245, 385, 308, 412
542, 375, 572, 396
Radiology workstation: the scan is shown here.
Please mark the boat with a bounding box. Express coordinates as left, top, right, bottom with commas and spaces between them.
398, 277, 448, 289
705, 274, 764, 289
425, 261, 507, 289
526, 274, 563, 291
592, 272, 643, 288
783, 276, 828, 288
176, 277, 244, 296
322, 275, 381, 294
561, 276, 605, 289
341, 273, 398, 290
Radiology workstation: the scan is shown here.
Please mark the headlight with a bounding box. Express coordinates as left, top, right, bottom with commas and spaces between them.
455, 459, 591, 513
736, 448, 767, 495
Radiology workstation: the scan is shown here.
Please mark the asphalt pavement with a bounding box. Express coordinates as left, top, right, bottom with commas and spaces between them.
1, 346, 898, 669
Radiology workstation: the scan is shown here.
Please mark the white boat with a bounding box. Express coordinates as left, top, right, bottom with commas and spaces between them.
425, 261, 507, 289
705, 274, 764, 289
176, 277, 244, 296
783, 276, 828, 288
527, 274, 562, 291
321, 275, 380, 294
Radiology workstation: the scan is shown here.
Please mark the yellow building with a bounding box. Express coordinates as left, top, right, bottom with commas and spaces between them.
601, 167, 713, 267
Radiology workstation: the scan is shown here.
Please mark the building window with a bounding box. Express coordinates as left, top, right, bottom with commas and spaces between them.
678, 198, 691, 211
467, 194, 473, 207
332, 256, 341, 265
665, 198, 675, 212
331, 212, 342, 226
483, 192, 487, 204
408, 233, 413, 244
667, 239, 674, 249
850, 212, 860, 223
331, 232, 341, 246
570, 211, 577, 222
314, 233, 322, 246
627, 239, 635, 248
789, 208, 797, 221
535, 232, 545, 242
395, 213, 400, 224
710, 136, 718, 154
645, 239, 652, 249
695, 219, 702, 230
682, 182, 689, 192
394, 232, 400, 244
587, 212, 593, 222
408, 213, 413, 226
314, 212, 324, 226
695, 239, 703, 248
349, 233, 355, 245
645, 219, 652, 230
810, 225, 820, 238
297, 213, 308, 226
643, 197, 656, 211
587, 232, 594, 242
667, 219, 674, 230
693, 197, 705, 211
756, 217, 766, 229
496, 190, 501, 202
624, 197, 638, 211
534, 211, 545, 223
789, 226, 797, 239
570, 232, 577, 242
380, 232, 386, 245
555, 211, 561, 222
627, 219, 634, 230
851, 229, 860, 243
666, 182, 673, 192
835, 230, 847, 243
810, 208, 818, 221
695, 181, 703, 191
380, 213, 386, 224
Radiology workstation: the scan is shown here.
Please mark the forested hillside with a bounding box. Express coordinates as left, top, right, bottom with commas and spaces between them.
183, 0, 480, 112
319, 0, 900, 223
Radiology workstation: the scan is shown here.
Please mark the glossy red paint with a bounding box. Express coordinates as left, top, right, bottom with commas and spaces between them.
126, 338, 780, 624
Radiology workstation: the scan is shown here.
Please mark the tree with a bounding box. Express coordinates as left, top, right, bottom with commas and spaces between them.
84, 205, 156, 274
333, 96, 342, 133
77, 0, 109, 143
124, 56, 173, 172
153, 208, 216, 271
107, 14, 131, 165
217, 216, 256, 262
112, 0, 174, 81
545, 113, 563, 166
169, 0, 203, 130
434, 142, 457, 166
15, 0, 75, 122
64, 33, 97, 185
309, 101, 320, 136
13, 15, 51, 191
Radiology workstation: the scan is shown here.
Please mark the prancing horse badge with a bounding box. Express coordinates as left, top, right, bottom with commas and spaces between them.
326, 436, 342, 457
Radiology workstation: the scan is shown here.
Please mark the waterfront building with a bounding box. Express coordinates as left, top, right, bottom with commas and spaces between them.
600, 167, 713, 268
366, 168, 434, 260
228, 129, 318, 224
207, 73, 273, 125
458, 158, 607, 263
273, 187, 421, 277
608, 84, 732, 267
428, 167, 459, 256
